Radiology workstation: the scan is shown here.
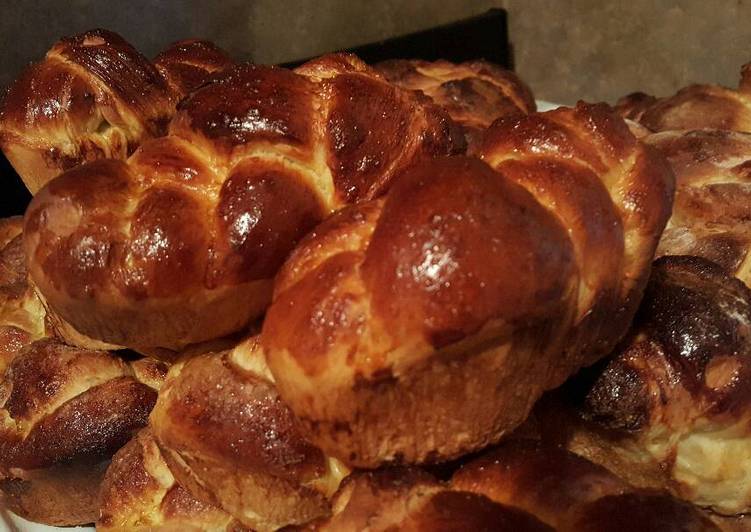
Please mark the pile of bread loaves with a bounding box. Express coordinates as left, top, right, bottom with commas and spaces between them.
0, 28, 749, 531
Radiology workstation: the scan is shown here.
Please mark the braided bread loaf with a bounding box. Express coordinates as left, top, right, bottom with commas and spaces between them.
640, 129, 751, 285
150, 335, 348, 531
23, 54, 462, 353
0, 29, 231, 194
376, 59, 536, 148
451, 439, 719, 532
262, 102, 674, 467
0, 337, 166, 525
98, 429, 247, 531
615, 62, 751, 133
550, 256, 751, 516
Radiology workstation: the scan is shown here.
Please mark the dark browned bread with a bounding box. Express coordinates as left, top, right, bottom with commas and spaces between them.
262, 103, 674, 467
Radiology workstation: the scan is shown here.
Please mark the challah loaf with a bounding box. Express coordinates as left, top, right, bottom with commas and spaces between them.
150, 335, 348, 531
262, 102, 673, 467
0, 338, 166, 525
98, 429, 247, 531
0, 29, 231, 194
23, 54, 462, 353
376, 59, 535, 148
452, 439, 720, 532
615, 62, 751, 133
642, 129, 751, 285
552, 256, 751, 515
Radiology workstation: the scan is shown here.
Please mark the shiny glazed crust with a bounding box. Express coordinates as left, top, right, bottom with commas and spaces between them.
302, 467, 552, 531
98, 429, 247, 531
262, 102, 674, 467
23, 53, 463, 352
0, 30, 232, 195
153, 39, 233, 97
645, 129, 751, 285
150, 336, 348, 531
0, 338, 166, 525
376, 58, 536, 148
566, 256, 751, 514
451, 439, 719, 532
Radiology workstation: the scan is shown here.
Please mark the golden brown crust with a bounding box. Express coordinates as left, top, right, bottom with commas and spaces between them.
98, 429, 246, 532
150, 336, 347, 531
0, 29, 176, 193
645, 129, 751, 285
263, 103, 673, 468
451, 439, 719, 532
1, 460, 109, 526
640, 83, 751, 132
0, 30, 232, 196
0, 218, 46, 342
153, 39, 234, 97
376, 59, 535, 149
0, 338, 165, 525
303, 468, 552, 531
617, 63, 751, 134
24, 55, 463, 352
566, 256, 751, 514
451, 439, 629, 527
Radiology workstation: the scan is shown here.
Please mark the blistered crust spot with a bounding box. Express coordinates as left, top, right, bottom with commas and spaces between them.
173, 64, 315, 149
326, 73, 416, 202
362, 156, 574, 348
120, 186, 209, 299
211, 159, 325, 284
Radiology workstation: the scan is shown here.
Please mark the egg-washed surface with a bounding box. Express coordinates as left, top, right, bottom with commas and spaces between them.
579, 256, 751, 514
646, 129, 751, 285
150, 335, 348, 531
0, 29, 232, 195
23, 54, 463, 353
263, 102, 673, 468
